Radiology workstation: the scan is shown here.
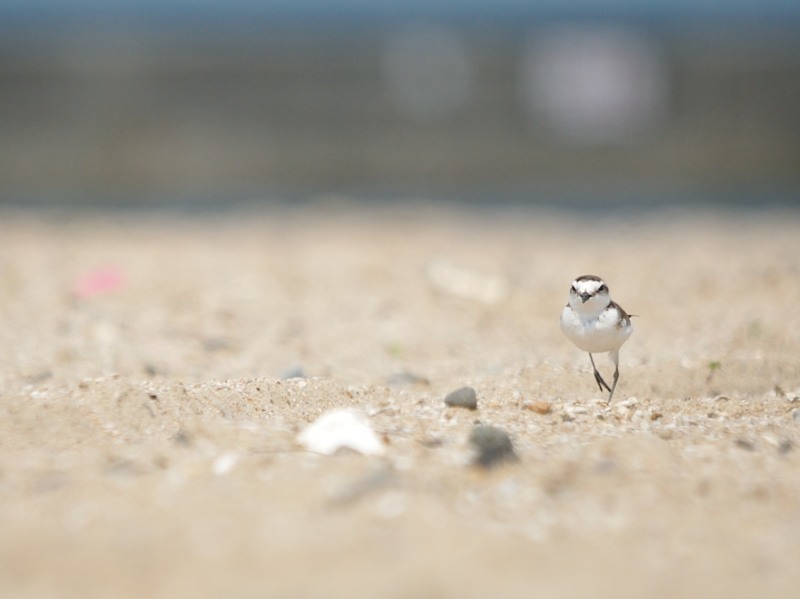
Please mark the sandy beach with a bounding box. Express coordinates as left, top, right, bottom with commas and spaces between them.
1, 204, 799, 598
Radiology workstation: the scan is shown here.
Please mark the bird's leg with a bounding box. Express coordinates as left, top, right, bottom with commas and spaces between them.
588, 353, 611, 393
606, 350, 621, 405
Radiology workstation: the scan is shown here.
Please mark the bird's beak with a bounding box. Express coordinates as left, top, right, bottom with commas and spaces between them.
580, 292, 591, 303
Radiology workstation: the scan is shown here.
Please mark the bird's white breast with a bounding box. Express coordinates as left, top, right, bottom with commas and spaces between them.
560, 304, 632, 353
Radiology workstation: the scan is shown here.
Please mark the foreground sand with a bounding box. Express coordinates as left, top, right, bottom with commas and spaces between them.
1, 204, 799, 598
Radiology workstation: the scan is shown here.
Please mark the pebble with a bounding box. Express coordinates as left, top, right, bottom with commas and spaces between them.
469, 425, 517, 468
616, 397, 639, 409
171, 429, 193, 447
203, 337, 231, 352
444, 386, 478, 410
280, 364, 306, 380
562, 405, 586, 420
524, 401, 552, 415
298, 409, 385, 456
212, 452, 239, 476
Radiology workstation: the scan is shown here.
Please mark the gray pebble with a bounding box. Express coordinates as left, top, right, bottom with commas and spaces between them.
469, 425, 517, 468
281, 364, 306, 380
172, 429, 193, 447
444, 386, 478, 410
203, 337, 230, 352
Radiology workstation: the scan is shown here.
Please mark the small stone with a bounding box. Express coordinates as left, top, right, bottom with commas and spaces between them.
143, 363, 161, 377
298, 409, 385, 456
203, 337, 230, 352
280, 364, 305, 380
469, 425, 517, 468
778, 439, 793, 454
444, 386, 478, 410
524, 401, 552, 415
734, 438, 755, 451
561, 405, 585, 421
212, 452, 239, 476
171, 429, 193, 447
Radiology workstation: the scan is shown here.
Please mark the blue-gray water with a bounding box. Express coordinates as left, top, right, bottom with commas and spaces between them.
1, 1, 798, 211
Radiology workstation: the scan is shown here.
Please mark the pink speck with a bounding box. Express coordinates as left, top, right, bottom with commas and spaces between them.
73, 267, 125, 299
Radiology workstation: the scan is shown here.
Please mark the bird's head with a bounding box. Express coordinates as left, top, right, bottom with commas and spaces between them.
568, 274, 611, 314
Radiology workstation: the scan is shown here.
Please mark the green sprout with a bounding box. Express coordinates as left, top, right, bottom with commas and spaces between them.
706, 360, 722, 384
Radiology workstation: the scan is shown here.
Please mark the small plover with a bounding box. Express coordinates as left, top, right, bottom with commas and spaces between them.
560, 274, 633, 404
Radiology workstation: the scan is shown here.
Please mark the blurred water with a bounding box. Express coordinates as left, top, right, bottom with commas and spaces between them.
1, 1, 799, 209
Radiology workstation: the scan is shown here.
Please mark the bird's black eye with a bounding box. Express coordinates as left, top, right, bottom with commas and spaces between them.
570, 285, 577, 293
598, 284, 608, 293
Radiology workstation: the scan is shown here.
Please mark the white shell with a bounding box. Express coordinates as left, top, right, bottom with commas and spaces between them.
298, 409, 385, 456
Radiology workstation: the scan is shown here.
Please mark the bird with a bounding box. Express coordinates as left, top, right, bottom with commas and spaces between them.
560, 274, 633, 404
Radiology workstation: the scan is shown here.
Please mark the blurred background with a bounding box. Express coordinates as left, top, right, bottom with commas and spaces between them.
1, 0, 799, 209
